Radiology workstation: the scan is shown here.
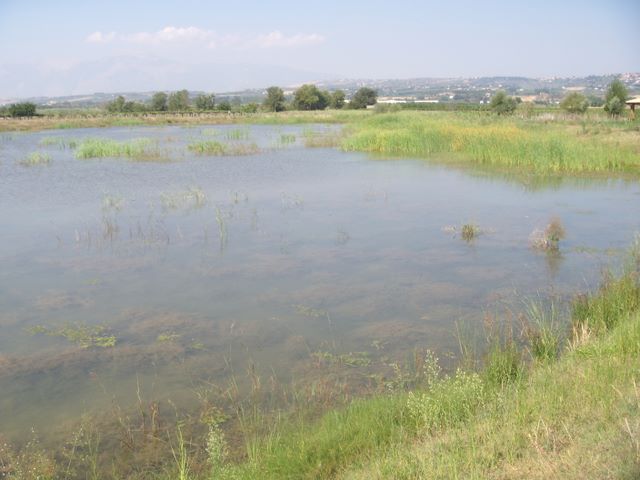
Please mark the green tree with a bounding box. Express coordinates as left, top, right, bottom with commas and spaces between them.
604, 79, 628, 116
489, 90, 517, 115
195, 93, 216, 111
350, 87, 377, 109
263, 86, 286, 112
217, 100, 232, 112
106, 95, 126, 113
560, 92, 589, 114
8, 102, 36, 117
168, 89, 190, 111
293, 84, 330, 111
241, 102, 259, 113
605, 97, 624, 116
330, 90, 346, 109
151, 92, 168, 111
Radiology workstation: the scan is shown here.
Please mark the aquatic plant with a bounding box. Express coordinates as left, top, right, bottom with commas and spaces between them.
530, 217, 566, 251
75, 138, 161, 160
19, 151, 51, 166
39, 136, 77, 149
188, 140, 226, 155
188, 140, 259, 156
160, 187, 207, 210
460, 223, 480, 242
225, 128, 250, 141
102, 194, 124, 211
27, 323, 117, 348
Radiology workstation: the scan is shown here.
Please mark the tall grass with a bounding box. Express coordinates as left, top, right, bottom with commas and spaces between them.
75, 138, 159, 160
341, 112, 640, 174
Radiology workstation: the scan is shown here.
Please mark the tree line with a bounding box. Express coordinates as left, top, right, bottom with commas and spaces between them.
488, 79, 630, 116
103, 86, 378, 114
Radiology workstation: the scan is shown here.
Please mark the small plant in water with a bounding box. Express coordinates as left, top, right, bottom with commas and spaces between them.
461, 223, 480, 242
530, 217, 566, 251
19, 151, 52, 166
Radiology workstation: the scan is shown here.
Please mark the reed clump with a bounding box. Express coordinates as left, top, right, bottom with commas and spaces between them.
75, 138, 162, 161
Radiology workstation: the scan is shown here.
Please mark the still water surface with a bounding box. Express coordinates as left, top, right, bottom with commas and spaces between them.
0, 124, 638, 443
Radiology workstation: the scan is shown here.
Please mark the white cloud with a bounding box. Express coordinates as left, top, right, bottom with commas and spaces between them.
85, 27, 325, 49
86, 31, 116, 43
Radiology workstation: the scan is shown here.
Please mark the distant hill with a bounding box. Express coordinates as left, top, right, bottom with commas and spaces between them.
2, 72, 638, 107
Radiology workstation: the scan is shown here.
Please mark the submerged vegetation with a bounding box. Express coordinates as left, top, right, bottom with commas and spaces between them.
3, 239, 638, 478
27, 323, 117, 348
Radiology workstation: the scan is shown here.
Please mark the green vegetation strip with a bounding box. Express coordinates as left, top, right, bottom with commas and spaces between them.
341, 111, 640, 174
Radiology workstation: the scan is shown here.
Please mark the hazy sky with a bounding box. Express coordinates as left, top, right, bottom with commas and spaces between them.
0, 0, 638, 97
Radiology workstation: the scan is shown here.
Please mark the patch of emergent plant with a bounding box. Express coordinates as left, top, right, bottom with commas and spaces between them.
102, 194, 124, 212
188, 140, 260, 156
27, 323, 117, 348
442, 223, 483, 241
224, 128, 250, 141
75, 138, 162, 161
19, 151, 51, 166
38, 136, 77, 149
530, 217, 565, 251
160, 187, 207, 210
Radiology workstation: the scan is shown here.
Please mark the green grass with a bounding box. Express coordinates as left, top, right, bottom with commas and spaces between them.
341, 111, 640, 175
75, 138, 160, 160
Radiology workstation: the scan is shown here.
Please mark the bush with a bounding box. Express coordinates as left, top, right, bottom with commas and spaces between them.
560, 92, 589, 114
350, 87, 377, 109
604, 79, 628, 116
489, 91, 516, 115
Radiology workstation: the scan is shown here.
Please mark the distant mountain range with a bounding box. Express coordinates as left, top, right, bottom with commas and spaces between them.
1, 60, 638, 107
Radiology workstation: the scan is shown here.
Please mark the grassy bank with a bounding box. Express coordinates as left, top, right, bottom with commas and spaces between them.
342, 111, 640, 175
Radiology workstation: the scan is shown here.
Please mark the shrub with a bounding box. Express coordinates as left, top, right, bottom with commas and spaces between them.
489, 91, 517, 115
8, 102, 37, 117
560, 92, 589, 114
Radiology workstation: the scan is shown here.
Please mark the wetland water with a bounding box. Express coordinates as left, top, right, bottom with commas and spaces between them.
1, 124, 639, 446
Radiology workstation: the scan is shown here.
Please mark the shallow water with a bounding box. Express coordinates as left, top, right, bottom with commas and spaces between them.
0, 124, 639, 444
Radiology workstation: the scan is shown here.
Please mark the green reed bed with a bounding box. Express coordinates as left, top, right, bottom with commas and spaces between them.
75, 138, 164, 161
341, 112, 640, 174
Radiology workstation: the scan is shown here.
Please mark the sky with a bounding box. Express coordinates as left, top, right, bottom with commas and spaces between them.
0, 0, 638, 98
